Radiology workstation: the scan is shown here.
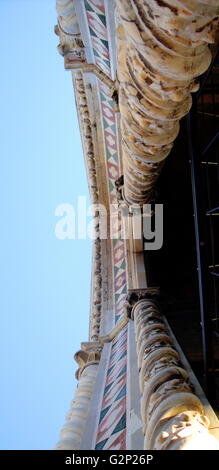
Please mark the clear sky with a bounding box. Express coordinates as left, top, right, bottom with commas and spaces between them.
0, 0, 91, 449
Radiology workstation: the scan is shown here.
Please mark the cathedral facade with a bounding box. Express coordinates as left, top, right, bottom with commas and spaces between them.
54, 0, 219, 450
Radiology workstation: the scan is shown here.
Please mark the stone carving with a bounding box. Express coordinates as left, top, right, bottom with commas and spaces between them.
74, 72, 102, 342
126, 287, 160, 318
56, 30, 85, 61
56, 0, 80, 35
131, 298, 219, 449
74, 342, 102, 379
110, 81, 119, 112
55, 1, 85, 60
115, 175, 125, 204
74, 72, 99, 205
56, 2, 115, 90
56, 4, 105, 342
55, 342, 102, 450
115, 0, 219, 204
154, 411, 218, 450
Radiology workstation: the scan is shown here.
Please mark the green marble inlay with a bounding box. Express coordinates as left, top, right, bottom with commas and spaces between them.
117, 365, 127, 379
84, 0, 93, 12
115, 384, 126, 402
99, 405, 111, 422
89, 27, 98, 38
112, 413, 126, 435
97, 13, 107, 26
95, 438, 108, 450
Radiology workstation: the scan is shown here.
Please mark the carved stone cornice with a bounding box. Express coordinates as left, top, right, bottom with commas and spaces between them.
91, 236, 102, 341
115, 0, 219, 204
74, 72, 99, 204
73, 72, 102, 342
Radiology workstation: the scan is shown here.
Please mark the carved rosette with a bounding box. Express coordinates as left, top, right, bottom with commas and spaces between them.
55, 342, 102, 450
116, 0, 219, 204
131, 298, 219, 450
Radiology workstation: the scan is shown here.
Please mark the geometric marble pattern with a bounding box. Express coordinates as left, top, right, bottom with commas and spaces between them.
84, 0, 111, 77
95, 327, 127, 450
84, 0, 127, 450
95, 80, 127, 451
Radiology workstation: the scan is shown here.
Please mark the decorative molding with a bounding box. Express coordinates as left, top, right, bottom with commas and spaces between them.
82, 3, 129, 447
131, 298, 219, 450
116, 0, 219, 204
56, 0, 118, 99
84, 0, 113, 78
56, 0, 116, 93
56, 28, 86, 61
73, 71, 102, 342
95, 326, 127, 450
99, 307, 129, 344
90, 237, 102, 341
83, 3, 129, 447
73, 72, 99, 204
55, 0, 129, 451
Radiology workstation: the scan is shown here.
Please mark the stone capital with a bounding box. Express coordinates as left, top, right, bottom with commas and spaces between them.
74, 342, 102, 379
126, 288, 160, 320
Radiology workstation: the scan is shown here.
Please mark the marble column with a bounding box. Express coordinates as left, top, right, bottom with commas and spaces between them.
115, 0, 219, 204
130, 297, 219, 450
55, 342, 102, 450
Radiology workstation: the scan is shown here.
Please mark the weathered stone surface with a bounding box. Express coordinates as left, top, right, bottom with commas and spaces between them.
131, 298, 219, 449
116, 0, 219, 204
73, 72, 102, 341
55, 342, 102, 450
55, 0, 85, 60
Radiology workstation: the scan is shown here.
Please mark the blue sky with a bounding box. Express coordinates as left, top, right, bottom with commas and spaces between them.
0, 0, 91, 449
